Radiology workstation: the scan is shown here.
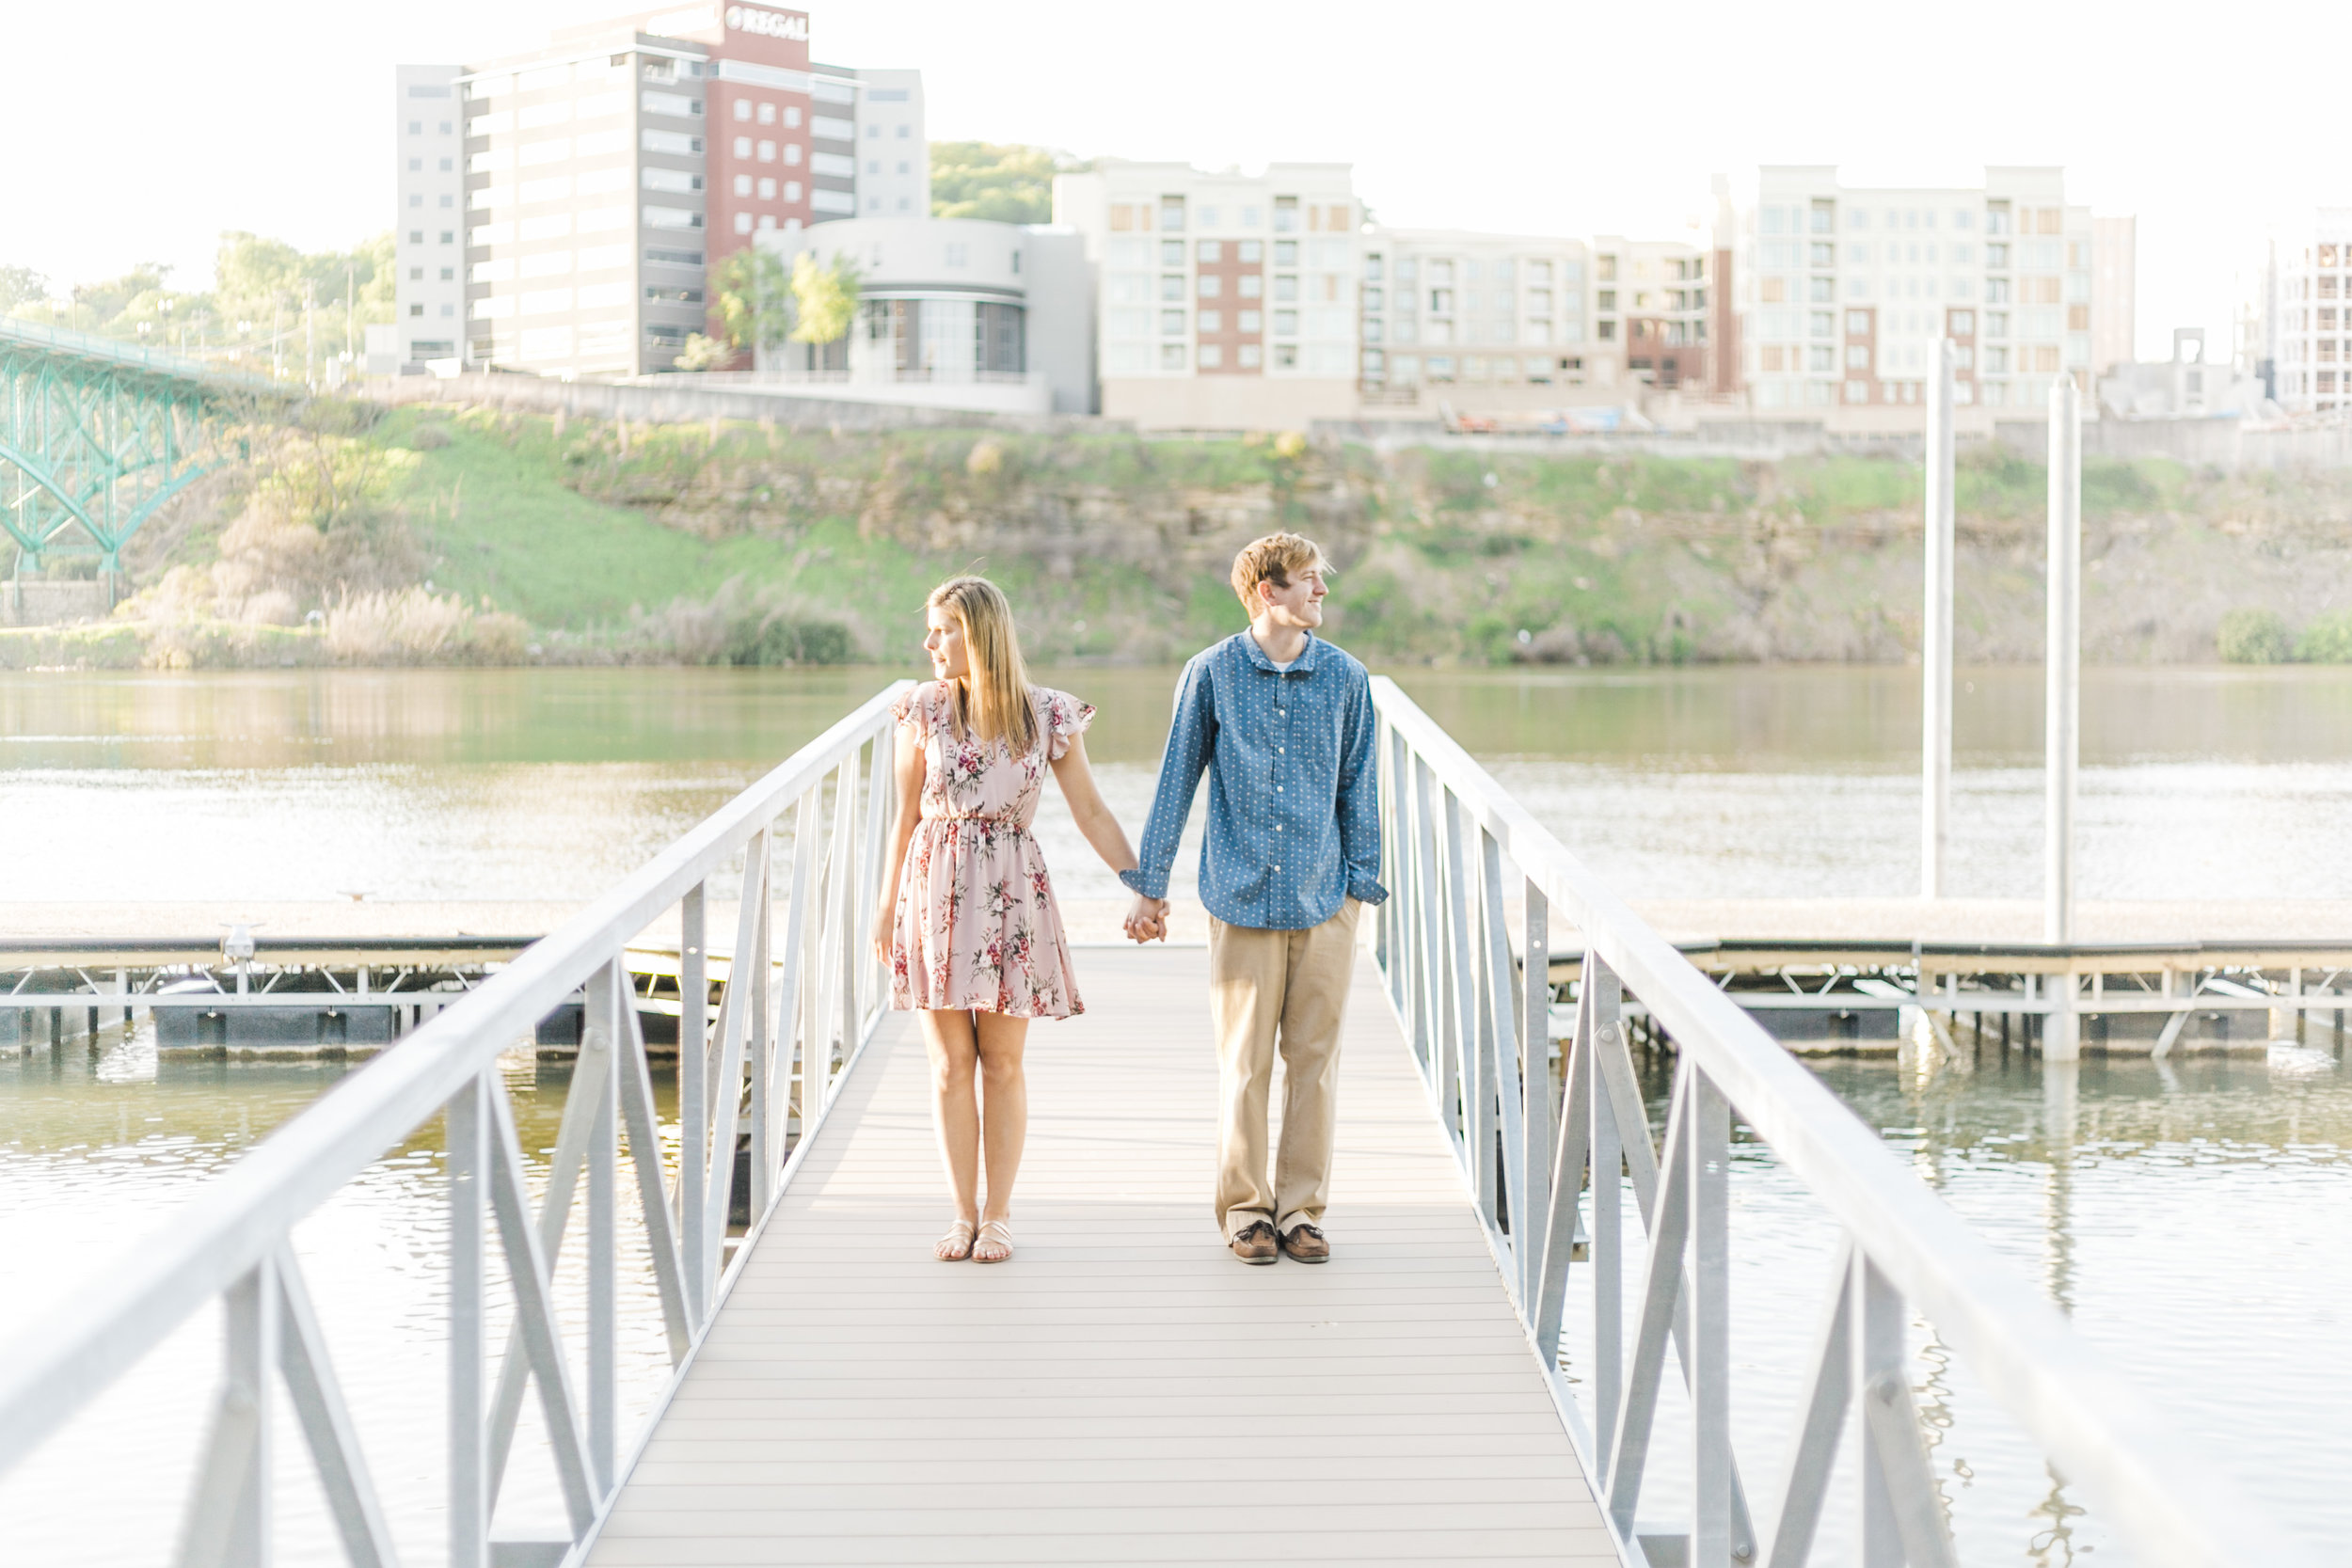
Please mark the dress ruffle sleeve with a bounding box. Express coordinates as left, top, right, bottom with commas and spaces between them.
890, 683, 934, 737
1040, 688, 1095, 762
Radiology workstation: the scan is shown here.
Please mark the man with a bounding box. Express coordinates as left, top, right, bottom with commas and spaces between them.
1124, 532, 1386, 1264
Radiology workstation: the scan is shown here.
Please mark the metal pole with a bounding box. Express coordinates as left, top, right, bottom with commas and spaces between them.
2044, 376, 2081, 1059
1921, 339, 1956, 898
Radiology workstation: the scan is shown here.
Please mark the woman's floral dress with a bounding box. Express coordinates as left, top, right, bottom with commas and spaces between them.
887, 681, 1093, 1019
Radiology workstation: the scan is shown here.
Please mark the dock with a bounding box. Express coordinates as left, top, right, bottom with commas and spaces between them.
594, 946, 1610, 1565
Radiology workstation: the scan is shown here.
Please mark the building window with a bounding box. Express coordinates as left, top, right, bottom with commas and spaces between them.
1238, 275, 1263, 299
409, 194, 423, 208
408, 230, 423, 244
408, 157, 422, 172
1199, 239, 1222, 263
440, 231, 453, 245
786, 182, 801, 201
1809, 277, 1834, 303
1199, 344, 1223, 369
1161, 240, 1184, 266
1597, 320, 1616, 341
1808, 345, 1835, 372
758, 178, 776, 199
409, 304, 423, 317
734, 99, 752, 120
1199, 309, 1221, 332
439, 267, 454, 281
1238, 343, 1262, 368
734, 174, 753, 197
1160, 309, 1184, 336
1160, 197, 1185, 231
734, 213, 753, 234
1198, 275, 1221, 298
1950, 309, 1975, 335
785, 144, 801, 165
408, 120, 422, 135
1273, 310, 1297, 337
1847, 345, 1870, 369
1238, 309, 1262, 333
1845, 379, 1870, 402
1239, 240, 1263, 264
1161, 343, 1186, 370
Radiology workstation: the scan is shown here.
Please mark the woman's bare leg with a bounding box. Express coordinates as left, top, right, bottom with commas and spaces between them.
975, 1012, 1030, 1243
921, 1009, 982, 1226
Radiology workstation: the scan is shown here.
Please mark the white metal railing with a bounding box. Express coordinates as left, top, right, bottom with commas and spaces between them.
1366, 676, 2307, 1568
0, 680, 910, 1568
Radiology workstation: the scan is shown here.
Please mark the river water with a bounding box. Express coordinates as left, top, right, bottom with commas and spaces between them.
5, 664, 2351, 1564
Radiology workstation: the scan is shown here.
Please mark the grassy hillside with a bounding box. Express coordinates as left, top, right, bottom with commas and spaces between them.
97, 402, 2352, 669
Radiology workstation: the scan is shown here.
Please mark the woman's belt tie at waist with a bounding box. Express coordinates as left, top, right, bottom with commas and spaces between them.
923, 814, 1030, 830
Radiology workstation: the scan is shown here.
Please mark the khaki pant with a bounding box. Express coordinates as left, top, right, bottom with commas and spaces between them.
1208, 899, 1362, 1241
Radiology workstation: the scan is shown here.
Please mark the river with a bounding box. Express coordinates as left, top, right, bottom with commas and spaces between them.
4, 663, 2351, 1565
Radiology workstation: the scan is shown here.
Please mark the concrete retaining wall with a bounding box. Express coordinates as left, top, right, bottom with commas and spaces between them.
367, 372, 1118, 435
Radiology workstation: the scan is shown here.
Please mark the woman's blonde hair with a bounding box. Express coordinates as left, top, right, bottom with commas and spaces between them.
928, 576, 1037, 756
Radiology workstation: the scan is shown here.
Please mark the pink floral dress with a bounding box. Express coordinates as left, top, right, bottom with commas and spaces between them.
887, 681, 1094, 1019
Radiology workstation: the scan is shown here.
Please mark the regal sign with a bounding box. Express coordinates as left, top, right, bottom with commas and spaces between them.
724, 5, 808, 40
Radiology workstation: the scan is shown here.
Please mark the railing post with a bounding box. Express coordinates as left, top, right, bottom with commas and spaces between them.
1412, 754, 1447, 1101
1690, 1068, 1732, 1568
1858, 1254, 1904, 1567
447, 1073, 489, 1568
748, 829, 776, 1215
1519, 879, 1552, 1311
586, 962, 619, 1496
176, 1253, 278, 1568
678, 881, 708, 1324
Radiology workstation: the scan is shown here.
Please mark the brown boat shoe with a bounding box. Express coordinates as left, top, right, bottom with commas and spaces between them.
1230, 1220, 1279, 1264
1279, 1224, 1329, 1263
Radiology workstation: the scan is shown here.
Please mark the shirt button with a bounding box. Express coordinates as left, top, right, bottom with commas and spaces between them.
1276, 785, 1284, 792
1278, 747, 1285, 753
1272, 864, 1280, 872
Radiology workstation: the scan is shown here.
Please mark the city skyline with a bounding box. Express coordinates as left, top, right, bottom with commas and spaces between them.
9, 0, 2350, 366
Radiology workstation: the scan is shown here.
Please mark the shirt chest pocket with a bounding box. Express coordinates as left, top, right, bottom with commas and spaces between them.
1247, 679, 1338, 788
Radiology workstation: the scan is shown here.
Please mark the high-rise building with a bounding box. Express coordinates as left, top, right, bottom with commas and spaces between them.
2092, 214, 2137, 377
392, 65, 468, 367
1356, 230, 1596, 406
396, 6, 921, 378
2257, 211, 2352, 414
1055, 161, 1361, 428
1738, 166, 2101, 422
837, 67, 929, 219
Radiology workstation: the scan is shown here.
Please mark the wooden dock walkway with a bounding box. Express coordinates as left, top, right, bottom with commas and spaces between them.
592, 944, 1613, 1565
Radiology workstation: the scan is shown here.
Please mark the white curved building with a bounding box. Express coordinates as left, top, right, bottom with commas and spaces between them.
755, 216, 1094, 414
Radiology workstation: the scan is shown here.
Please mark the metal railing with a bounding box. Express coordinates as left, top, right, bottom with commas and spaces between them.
0, 681, 910, 1568
1366, 676, 2304, 1568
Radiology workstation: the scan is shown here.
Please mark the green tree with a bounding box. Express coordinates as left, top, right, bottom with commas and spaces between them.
708, 245, 793, 354
930, 142, 1087, 224
2217, 608, 2293, 664
0, 264, 49, 313
788, 253, 861, 345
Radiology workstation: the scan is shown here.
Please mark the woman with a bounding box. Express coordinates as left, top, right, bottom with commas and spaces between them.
871, 577, 1152, 1263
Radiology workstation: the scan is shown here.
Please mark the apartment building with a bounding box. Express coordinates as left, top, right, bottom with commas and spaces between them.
2092, 214, 2137, 376
1358, 230, 1594, 406
1739, 166, 2096, 423
840, 67, 929, 218
2257, 210, 2352, 414
397, 6, 921, 377
392, 65, 469, 366
1055, 162, 1360, 428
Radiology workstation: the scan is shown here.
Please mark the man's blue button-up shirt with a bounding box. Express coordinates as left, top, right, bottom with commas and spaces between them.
1120, 630, 1387, 931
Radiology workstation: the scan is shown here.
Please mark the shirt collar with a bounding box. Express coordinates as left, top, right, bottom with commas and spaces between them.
1238, 628, 1323, 674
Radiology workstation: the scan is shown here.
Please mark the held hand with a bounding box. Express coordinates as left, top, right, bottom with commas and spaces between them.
870, 908, 895, 966
1122, 894, 1170, 943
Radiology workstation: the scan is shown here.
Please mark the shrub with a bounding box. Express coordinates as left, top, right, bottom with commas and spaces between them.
634, 578, 856, 665
2217, 607, 2293, 664
2296, 610, 2352, 664
326, 588, 529, 666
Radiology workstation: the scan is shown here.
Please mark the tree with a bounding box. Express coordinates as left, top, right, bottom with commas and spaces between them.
788, 253, 861, 346
707, 245, 792, 354
930, 143, 1089, 224
0, 264, 49, 313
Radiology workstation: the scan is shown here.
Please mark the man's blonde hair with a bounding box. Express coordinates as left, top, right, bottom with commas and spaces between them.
1230, 531, 1330, 615
927, 576, 1038, 756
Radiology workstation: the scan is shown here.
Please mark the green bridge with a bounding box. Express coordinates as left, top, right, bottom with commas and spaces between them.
0, 318, 278, 595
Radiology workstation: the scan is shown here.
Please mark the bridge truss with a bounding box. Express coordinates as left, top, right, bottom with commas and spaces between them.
0, 319, 267, 588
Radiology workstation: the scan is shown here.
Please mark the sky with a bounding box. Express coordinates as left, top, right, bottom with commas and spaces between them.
8, 0, 2349, 362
